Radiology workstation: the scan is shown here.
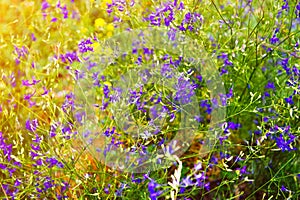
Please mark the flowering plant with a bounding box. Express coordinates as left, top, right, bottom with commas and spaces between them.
0, 0, 299, 199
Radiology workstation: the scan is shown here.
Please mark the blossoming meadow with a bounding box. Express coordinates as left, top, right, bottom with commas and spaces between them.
0, 0, 299, 199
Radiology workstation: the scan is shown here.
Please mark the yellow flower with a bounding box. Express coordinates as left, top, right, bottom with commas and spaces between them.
100, 0, 112, 9
92, 42, 100, 50
106, 23, 114, 32
97, 33, 104, 38
103, 81, 112, 87
95, 18, 106, 28
106, 31, 113, 38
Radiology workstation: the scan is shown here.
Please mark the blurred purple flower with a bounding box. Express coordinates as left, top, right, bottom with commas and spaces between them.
284, 95, 294, 105
41, 0, 50, 10
26, 119, 38, 132
78, 38, 93, 53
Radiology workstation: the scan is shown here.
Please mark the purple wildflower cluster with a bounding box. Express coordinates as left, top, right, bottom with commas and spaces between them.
56, 1, 69, 19
143, 174, 164, 200
22, 77, 40, 87
270, 28, 280, 44
276, 56, 299, 105
106, 0, 135, 24
144, 0, 203, 33
58, 51, 80, 64
14, 45, 29, 65
107, 0, 135, 13
262, 81, 276, 101
0, 132, 23, 198
218, 87, 233, 106
0, 128, 67, 199
40, 0, 79, 22
78, 38, 94, 53
219, 122, 241, 145
144, 1, 182, 26
62, 92, 75, 113
217, 52, 233, 75
26, 118, 38, 132
267, 125, 297, 152
174, 75, 196, 104
1, 0, 299, 199
102, 127, 123, 156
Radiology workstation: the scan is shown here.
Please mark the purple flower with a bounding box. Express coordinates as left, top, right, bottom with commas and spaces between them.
41, 86, 49, 96
135, 55, 142, 65
35, 158, 43, 166
196, 75, 203, 82
62, 92, 75, 112
174, 75, 196, 104
284, 95, 294, 105
115, 183, 128, 196
74, 69, 85, 80
14, 45, 28, 59
170, 56, 182, 67
61, 181, 69, 192
194, 115, 203, 123
195, 172, 207, 187
227, 122, 241, 130
30, 151, 39, 159
103, 127, 116, 137
281, 185, 289, 192
14, 179, 22, 187
8, 168, 16, 177
24, 90, 36, 101
103, 84, 110, 98
219, 93, 227, 106
148, 179, 163, 200
46, 157, 59, 168
194, 162, 202, 171
278, 57, 290, 74
78, 38, 93, 53
220, 67, 228, 75
200, 99, 212, 114
178, 22, 186, 31
61, 5, 68, 18
31, 33, 36, 41
263, 117, 269, 122
0, 163, 6, 169
181, 176, 194, 187
184, 12, 192, 23
43, 177, 55, 191
178, 2, 184, 10
148, 13, 161, 26
265, 81, 276, 90
41, 0, 50, 10
237, 166, 249, 175
281, 0, 289, 11
161, 63, 173, 78
31, 144, 41, 151
217, 52, 228, 60
226, 88, 233, 98
22, 78, 40, 86
26, 119, 38, 132
167, 27, 177, 41
60, 51, 80, 64
51, 17, 57, 22
103, 187, 110, 194
264, 91, 271, 98
57, 162, 64, 168
270, 35, 279, 44
143, 47, 153, 55
275, 133, 297, 152
49, 123, 58, 138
